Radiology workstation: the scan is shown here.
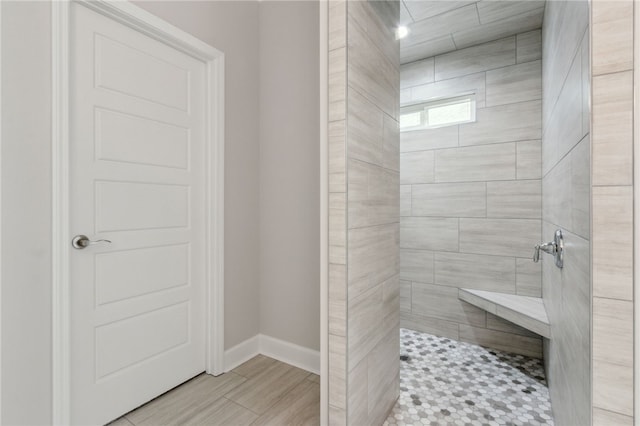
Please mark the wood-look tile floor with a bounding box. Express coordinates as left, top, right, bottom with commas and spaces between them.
109, 355, 320, 426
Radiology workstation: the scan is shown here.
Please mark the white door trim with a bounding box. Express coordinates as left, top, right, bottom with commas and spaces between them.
51, 1, 225, 424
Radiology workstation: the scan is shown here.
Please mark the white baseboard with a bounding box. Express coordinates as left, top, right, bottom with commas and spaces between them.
223, 334, 260, 372
223, 334, 320, 375
259, 334, 320, 375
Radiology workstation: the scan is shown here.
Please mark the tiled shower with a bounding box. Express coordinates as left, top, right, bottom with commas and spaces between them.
328, 0, 636, 424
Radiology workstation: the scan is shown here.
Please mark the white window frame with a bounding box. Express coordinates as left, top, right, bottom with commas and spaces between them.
400, 94, 476, 132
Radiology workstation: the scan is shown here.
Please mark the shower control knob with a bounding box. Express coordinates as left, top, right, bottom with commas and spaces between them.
532, 229, 564, 269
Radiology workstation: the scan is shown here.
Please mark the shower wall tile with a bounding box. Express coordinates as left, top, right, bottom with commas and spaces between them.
570, 135, 590, 238
452, 8, 543, 51
435, 143, 516, 182
348, 282, 384, 371
547, 48, 584, 163
400, 126, 458, 152
329, 193, 346, 265
412, 283, 486, 327
328, 48, 346, 122
515, 258, 542, 297
400, 280, 411, 313
592, 0, 633, 75
329, 264, 347, 337
593, 409, 633, 426
329, 1, 400, 421
486, 312, 539, 338
348, 159, 399, 229
516, 30, 542, 64
434, 252, 516, 293
400, 217, 459, 252
412, 182, 486, 217
399, 32, 543, 356
592, 71, 633, 186
593, 358, 634, 417
516, 140, 542, 180
459, 324, 542, 358
487, 180, 541, 219
542, 1, 591, 423
347, 87, 385, 167
459, 101, 541, 147
400, 312, 460, 340
348, 223, 399, 300
592, 186, 633, 301
401, 35, 457, 65
347, 15, 398, 120
329, 333, 347, 408
400, 150, 434, 184
459, 218, 541, 258
434, 37, 515, 81
383, 114, 400, 171
328, 0, 346, 51
400, 185, 411, 217
410, 72, 486, 107
400, 58, 434, 89
486, 60, 542, 107
328, 120, 346, 193
400, 249, 434, 284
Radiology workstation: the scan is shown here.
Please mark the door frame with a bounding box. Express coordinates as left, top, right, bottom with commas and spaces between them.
51, 1, 225, 423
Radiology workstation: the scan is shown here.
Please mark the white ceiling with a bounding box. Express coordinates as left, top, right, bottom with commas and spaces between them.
400, 1, 546, 64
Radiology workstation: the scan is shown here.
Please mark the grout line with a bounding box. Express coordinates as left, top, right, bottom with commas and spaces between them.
223, 397, 261, 416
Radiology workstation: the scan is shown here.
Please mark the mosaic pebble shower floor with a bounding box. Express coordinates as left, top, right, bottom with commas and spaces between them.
384, 328, 554, 426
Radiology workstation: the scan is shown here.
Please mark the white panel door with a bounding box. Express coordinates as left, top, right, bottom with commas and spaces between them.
69, 3, 207, 424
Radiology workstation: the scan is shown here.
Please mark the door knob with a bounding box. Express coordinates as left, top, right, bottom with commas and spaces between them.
72, 235, 112, 249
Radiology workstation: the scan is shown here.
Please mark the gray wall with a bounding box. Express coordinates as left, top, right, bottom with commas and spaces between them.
134, 0, 261, 352
327, 0, 400, 424
399, 32, 543, 358
1, 1, 320, 423
1, 2, 53, 423
258, 1, 320, 351
540, 1, 590, 425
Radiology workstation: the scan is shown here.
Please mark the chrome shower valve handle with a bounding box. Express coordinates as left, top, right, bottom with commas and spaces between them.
533, 229, 564, 268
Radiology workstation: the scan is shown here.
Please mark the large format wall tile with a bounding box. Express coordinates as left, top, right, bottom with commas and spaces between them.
487, 180, 541, 219
459, 218, 541, 258
434, 252, 516, 293
459, 324, 542, 358
459, 101, 541, 147
592, 0, 633, 75
329, 2, 400, 421
412, 283, 486, 327
400, 217, 459, 252
434, 36, 515, 81
400, 126, 458, 152
412, 182, 486, 217
486, 60, 541, 107
399, 30, 543, 358
593, 186, 633, 301
542, 1, 591, 424
435, 144, 516, 182
592, 71, 633, 186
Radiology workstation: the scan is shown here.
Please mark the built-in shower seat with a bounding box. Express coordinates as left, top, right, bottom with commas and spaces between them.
458, 289, 551, 339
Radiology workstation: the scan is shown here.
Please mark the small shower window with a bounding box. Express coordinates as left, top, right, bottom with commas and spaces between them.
400, 95, 476, 131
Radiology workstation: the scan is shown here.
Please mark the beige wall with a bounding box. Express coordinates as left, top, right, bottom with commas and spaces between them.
258, 1, 320, 350
327, 0, 400, 424
399, 32, 543, 358
590, 0, 635, 423
134, 0, 261, 351
541, 1, 591, 424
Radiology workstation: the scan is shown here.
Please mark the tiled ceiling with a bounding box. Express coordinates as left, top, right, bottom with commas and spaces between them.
400, 1, 546, 64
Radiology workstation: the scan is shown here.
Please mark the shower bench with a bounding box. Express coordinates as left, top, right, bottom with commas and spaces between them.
458, 289, 551, 339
